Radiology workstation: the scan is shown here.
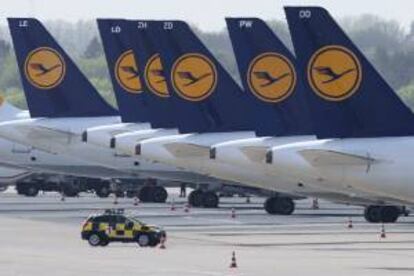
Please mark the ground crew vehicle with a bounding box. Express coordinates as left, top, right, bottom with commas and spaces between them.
81, 209, 166, 247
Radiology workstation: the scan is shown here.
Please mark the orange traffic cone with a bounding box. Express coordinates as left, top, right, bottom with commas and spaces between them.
231, 208, 236, 219
347, 217, 353, 229
312, 198, 319, 210
133, 196, 139, 206
184, 203, 190, 213
159, 235, 166, 249
170, 199, 176, 211
380, 223, 386, 238
229, 251, 238, 268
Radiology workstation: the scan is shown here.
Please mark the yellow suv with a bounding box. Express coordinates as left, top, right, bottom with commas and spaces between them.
81, 209, 166, 247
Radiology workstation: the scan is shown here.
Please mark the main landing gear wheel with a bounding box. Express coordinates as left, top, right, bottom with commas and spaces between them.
138, 186, 168, 203
264, 197, 295, 215
25, 185, 39, 197
152, 186, 168, 203
364, 205, 401, 223
188, 190, 204, 207
188, 190, 219, 208
203, 191, 219, 208
95, 186, 110, 198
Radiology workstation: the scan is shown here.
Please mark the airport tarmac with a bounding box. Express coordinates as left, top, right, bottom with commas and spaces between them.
0, 189, 413, 276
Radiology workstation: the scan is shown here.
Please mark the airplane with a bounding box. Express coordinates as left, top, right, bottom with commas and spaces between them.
93, 19, 272, 207
126, 20, 355, 214
196, 17, 384, 213
0, 18, 217, 202
265, 6, 413, 223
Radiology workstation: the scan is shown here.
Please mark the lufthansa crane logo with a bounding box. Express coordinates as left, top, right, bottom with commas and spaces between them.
24, 47, 66, 89
171, 53, 217, 101
115, 50, 142, 94
145, 54, 169, 98
247, 52, 296, 103
308, 45, 362, 101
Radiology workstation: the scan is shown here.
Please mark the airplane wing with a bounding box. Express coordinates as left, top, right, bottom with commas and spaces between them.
298, 149, 379, 167
163, 142, 210, 158
239, 146, 269, 163
13, 124, 78, 153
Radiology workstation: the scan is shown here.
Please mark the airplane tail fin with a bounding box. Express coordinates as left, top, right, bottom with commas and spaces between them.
8, 18, 117, 118
130, 20, 176, 128
226, 17, 313, 136
284, 7, 414, 138
146, 21, 255, 133
97, 19, 149, 123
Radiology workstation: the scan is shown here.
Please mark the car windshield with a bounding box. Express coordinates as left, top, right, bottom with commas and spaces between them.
129, 217, 145, 225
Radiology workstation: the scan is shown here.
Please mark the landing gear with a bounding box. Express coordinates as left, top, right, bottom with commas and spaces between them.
364, 205, 401, 223
188, 189, 219, 208
95, 185, 110, 198
138, 186, 168, 203
16, 182, 39, 197
264, 197, 295, 215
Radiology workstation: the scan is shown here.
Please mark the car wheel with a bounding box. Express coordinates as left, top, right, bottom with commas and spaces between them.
137, 234, 150, 247
88, 233, 102, 247
99, 239, 109, 246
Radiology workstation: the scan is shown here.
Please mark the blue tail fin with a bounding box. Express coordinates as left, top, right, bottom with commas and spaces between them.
226, 17, 313, 136
97, 19, 150, 123
284, 7, 414, 138
146, 21, 256, 133
8, 18, 117, 118
130, 20, 176, 128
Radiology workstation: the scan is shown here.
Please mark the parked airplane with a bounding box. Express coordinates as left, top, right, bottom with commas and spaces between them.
125, 20, 342, 214
94, 19, 272, 207
0, 18, 216, 202
208, 17, 386, 210
266, 7, 412, 223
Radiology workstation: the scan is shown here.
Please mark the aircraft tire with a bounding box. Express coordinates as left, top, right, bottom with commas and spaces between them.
188, 190, 204, 207
95, 185, 110, 198
276, 197, 295, 215
152, 186, 168, 203
364, 206, 382, 223
24, 185, 39, 197
138, 186, 153, 202
381, 206, 400, 223
202, 191, 219, 208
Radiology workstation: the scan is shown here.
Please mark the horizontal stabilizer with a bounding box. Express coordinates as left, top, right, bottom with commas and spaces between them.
164, 143, 210, 158
299, 149, 378, 167
240, 146, 269, 163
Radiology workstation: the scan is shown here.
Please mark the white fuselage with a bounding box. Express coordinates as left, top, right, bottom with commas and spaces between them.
268, 136, 414, 206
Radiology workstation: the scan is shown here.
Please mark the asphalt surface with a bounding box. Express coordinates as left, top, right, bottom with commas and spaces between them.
0, 189, 414, 276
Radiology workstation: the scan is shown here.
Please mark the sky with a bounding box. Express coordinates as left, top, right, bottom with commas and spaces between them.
1, 0, 414, 31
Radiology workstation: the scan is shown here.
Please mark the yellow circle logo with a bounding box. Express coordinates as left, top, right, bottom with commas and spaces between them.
115, 50, 142, 94
24, 47, 66, 89
308, 45, 362, 101
247, 52, 296, 103
171, 53, 217, 101
144, 54, 169, 98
